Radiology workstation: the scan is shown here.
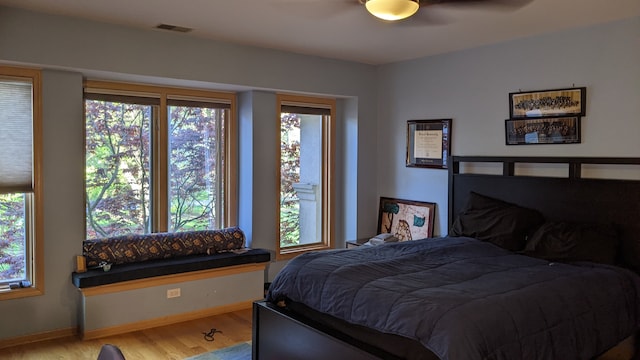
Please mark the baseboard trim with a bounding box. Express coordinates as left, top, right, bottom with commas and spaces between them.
0, 327, 77, 350
81, 300, 255, 340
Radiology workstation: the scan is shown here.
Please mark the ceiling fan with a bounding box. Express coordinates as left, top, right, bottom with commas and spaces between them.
357, 0, 530, 21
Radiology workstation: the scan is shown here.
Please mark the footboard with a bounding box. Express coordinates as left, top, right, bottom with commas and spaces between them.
252, 301, 384, 360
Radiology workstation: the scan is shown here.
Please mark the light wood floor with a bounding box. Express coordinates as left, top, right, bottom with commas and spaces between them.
2, 308, 253, 360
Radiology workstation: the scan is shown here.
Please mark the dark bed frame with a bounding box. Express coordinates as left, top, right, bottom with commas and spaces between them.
253, 156, 640, 360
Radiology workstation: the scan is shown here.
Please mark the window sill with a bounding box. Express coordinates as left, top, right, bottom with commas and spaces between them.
277, 243, 333, 261
0, 286, 43, 301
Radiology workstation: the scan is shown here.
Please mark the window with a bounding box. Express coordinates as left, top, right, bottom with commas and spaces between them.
84, 81, 235, 238
168, 99, 228, 232
277, 94, 335, 259
0, 66, 43, 299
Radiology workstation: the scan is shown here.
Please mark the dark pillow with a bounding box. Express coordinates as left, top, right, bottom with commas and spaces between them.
449, 192, 544, 251
522, 221, 619, 265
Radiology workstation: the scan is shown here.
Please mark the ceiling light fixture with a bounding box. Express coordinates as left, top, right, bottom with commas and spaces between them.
365, 0, 420, 21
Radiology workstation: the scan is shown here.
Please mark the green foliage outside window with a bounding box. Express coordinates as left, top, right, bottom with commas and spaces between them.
168, 105, 223, 232
0, 194, 26, 281
85, 100, 151, 238
280, 113, 301, 247
85, 99, 224, 239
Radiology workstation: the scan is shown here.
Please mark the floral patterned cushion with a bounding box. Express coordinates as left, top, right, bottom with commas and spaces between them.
83, 227, 245, 267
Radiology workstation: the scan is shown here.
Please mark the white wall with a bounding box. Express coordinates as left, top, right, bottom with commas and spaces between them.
0, 6, 376, 340
376, 16, 640, 236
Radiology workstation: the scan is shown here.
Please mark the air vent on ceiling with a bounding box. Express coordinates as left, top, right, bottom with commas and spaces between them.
155, 24, 193, 33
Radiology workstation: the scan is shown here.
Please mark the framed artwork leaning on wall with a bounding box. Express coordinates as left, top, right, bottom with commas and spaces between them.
377, 197, 436, 241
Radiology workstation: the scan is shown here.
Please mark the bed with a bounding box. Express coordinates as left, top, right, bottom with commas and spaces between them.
252, 156, 640, 360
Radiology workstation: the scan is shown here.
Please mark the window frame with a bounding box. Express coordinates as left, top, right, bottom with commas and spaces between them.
0, 66, 44, 300
276, 93, 335, 260
83, 80, 237, 236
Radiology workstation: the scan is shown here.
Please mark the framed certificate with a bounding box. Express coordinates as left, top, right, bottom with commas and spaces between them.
406, 119, 451, 169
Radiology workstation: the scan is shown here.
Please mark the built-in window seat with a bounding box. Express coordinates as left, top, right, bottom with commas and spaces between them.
72, 247, 270, 288
71, 228, 270, 340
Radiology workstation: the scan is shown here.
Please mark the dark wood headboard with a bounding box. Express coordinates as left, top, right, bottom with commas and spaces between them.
448, 156, 640, 271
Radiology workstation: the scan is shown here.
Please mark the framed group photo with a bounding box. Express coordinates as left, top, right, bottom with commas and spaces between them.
509, 87, 586, 119
505, 116, 581, 145
377, 197, 436, 241
406, 119, 451, 169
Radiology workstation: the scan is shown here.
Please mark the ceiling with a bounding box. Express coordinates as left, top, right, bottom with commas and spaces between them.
1, 0, 639, 65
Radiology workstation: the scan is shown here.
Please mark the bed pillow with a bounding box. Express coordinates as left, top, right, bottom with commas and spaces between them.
522, 221, 619, 265
449, 192, 544, 251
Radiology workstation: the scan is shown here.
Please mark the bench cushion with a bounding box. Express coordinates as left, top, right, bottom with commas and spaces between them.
83, 227, 246, 267
72, 248, 271, 288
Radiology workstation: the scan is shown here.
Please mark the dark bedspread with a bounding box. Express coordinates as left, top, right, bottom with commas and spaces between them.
267, 237, 640, 360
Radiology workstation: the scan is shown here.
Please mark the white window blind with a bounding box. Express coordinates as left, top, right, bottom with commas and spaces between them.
0, 78, 33, 194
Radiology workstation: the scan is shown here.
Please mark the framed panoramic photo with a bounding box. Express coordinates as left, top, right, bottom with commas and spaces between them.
505, 116, 581, 145
377, 197, 436, 241
509, 87, 586, 119
406, 119, 451, 169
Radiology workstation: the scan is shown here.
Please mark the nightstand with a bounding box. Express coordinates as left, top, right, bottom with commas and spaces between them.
345, 238, 369, 249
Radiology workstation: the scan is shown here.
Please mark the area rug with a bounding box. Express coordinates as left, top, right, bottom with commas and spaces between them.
185, 342, 251, 360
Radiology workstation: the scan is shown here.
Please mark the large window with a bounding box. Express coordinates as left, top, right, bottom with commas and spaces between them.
277, 94, 335, 259
84, 81, 235, 238
0, 66, 43, 299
